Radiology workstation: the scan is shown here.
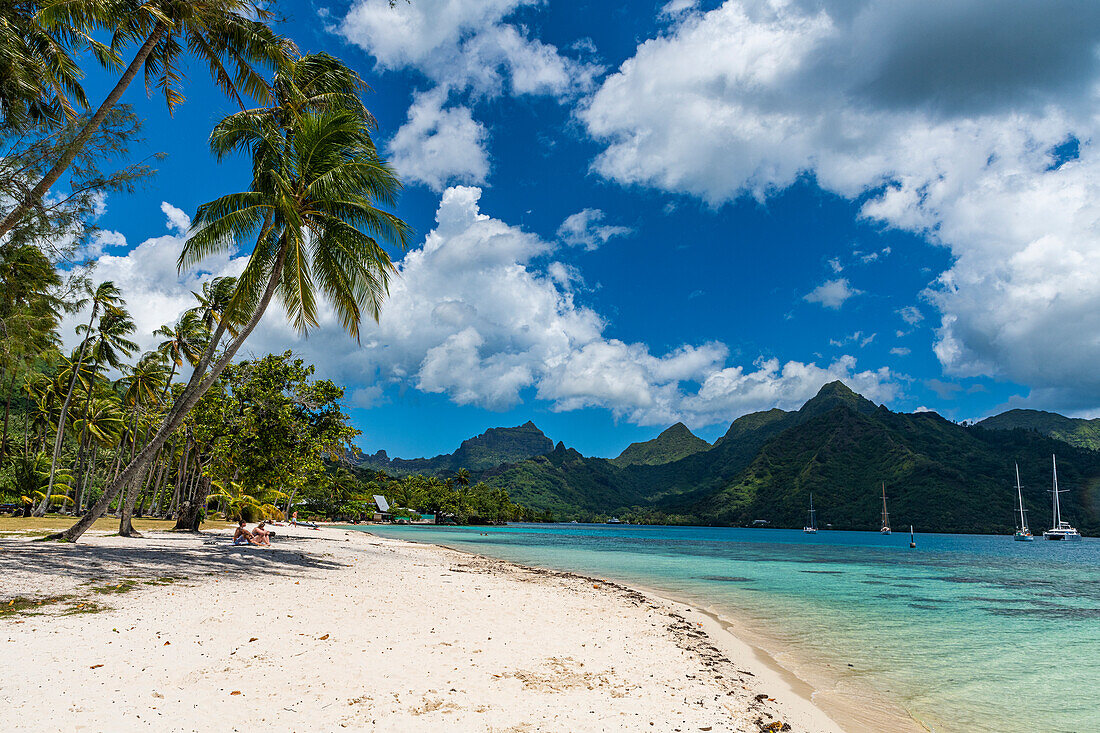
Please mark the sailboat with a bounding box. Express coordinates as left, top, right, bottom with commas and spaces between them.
1012, 463, 1034, 542
879, 483, 891, 534
1043, 455, 1082, 541
803, 494, 817, 534
909, 525, 916, 549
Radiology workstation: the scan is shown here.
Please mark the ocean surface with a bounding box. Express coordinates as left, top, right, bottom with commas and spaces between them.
351, 523, 1100, 732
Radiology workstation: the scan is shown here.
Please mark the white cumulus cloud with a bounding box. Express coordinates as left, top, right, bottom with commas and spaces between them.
580, 0, 1100, 409
388, 87, 490, 191
332, 0, 599, 99
74, 191, 901, 428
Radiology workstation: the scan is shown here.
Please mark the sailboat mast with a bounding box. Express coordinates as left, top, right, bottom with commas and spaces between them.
881, 482, 889, 528
1015, 463, 1027, 531
1052, 454, 1061, 527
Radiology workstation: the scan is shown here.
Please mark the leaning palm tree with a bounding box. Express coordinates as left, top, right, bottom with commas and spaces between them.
0, 0, 296, 239
53, 96, 409, 543
39, 280, 123, 513
116, 352, 168, 534
36, 301, 136, 514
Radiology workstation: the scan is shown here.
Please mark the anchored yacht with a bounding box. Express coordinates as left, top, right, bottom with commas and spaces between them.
1043, 455, 1081, 541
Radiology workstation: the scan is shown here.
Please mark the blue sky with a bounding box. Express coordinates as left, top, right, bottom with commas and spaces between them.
67, 1, 1100, 458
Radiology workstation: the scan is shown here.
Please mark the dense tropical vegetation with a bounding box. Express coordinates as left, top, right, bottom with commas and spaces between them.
0, 1, 425, 540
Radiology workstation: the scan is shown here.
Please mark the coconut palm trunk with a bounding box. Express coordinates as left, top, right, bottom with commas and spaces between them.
36, 340, 90, 516
0, 24, 168, 241
49, 62, 408, 542
49, 246, 286, 541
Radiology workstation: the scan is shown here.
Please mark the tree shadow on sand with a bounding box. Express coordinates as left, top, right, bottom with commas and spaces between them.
0, 531, 347, 597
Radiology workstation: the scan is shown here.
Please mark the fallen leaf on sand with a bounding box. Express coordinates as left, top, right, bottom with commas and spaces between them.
90, 664, 103, 669
249, 637, 258, 642
230, 691, 241, 696
163, 641, 171, 646
319, 634, 330, 641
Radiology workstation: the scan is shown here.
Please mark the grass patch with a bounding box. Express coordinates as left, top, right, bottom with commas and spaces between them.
60, 600, 108, 615
143, 576, 182, 586
3, 574, 185, 619
89, 580, 140, 595
0, 595, 75, 617
0, 516, 235, 537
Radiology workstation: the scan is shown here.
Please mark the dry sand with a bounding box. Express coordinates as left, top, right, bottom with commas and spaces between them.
1, 525, 846, 732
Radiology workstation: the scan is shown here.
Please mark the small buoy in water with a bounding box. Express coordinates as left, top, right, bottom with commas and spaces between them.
909, 524, 916, 548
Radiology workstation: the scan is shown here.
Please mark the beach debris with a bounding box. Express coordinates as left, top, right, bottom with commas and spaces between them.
90, 664, 103, 669
249, 637, 258, 642
163, 641, 170, 646
230, 691, 241, 696
319, 634, 330, 640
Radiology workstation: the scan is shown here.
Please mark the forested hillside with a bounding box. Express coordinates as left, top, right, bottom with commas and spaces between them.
474, 383, 1100, 534
977, 409, 1100, 451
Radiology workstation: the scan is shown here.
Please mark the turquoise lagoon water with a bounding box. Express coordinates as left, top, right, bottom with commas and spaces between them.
353, 524, 1100, 732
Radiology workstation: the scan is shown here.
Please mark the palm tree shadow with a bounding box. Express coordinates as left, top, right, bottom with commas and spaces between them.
0, 531, 346, 596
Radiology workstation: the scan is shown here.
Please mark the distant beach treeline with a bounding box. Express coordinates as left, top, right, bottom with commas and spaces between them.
356, 383, 1100, 534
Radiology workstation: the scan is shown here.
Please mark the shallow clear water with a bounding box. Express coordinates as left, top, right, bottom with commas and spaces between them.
352, 523, 1100, 732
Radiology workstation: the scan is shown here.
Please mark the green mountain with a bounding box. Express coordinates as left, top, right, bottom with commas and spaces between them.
358, 421, 554, 476
611, 422, 710, 467
976, 409, 1100, 451
475, 382, 1100, 535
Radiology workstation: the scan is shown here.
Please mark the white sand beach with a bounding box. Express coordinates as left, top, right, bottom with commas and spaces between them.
2, 525, 847, 732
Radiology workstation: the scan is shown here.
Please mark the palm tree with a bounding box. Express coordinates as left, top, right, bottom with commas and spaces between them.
39, 302, 136, 514
54, 64, 409, 542
189, 275, 239, 338
116, 352, 168, 534
12, 450, 74, 516
155, 310, 205, 369
0, 1, 89, 130
39, 280, 123, 513
83, 305, 139, 371
0, 0, 295, 240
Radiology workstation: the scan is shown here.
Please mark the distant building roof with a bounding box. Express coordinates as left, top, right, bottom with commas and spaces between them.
373, 495, 390, 513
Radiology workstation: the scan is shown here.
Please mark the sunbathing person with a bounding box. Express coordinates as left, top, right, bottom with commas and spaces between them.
251, 521, 272, 546
232, 520, 253, 546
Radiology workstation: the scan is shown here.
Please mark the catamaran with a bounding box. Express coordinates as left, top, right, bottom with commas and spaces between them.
1012, 463, 1034, 542
879, 482, 891, 534
1043, 455, 1082, 541
803, 494, 817, 534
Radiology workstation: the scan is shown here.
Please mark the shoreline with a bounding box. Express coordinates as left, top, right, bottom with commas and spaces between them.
3, 523, 846, 732
371, 531, 925, 733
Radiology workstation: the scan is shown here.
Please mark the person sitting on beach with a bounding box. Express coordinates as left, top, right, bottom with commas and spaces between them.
232, 520, 253, 546
251, 521, 272, 546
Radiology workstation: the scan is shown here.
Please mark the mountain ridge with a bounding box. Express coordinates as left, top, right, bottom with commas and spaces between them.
976, 409, 1100, 451
611, 422, 710, 468
352, 384, 1100, 534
